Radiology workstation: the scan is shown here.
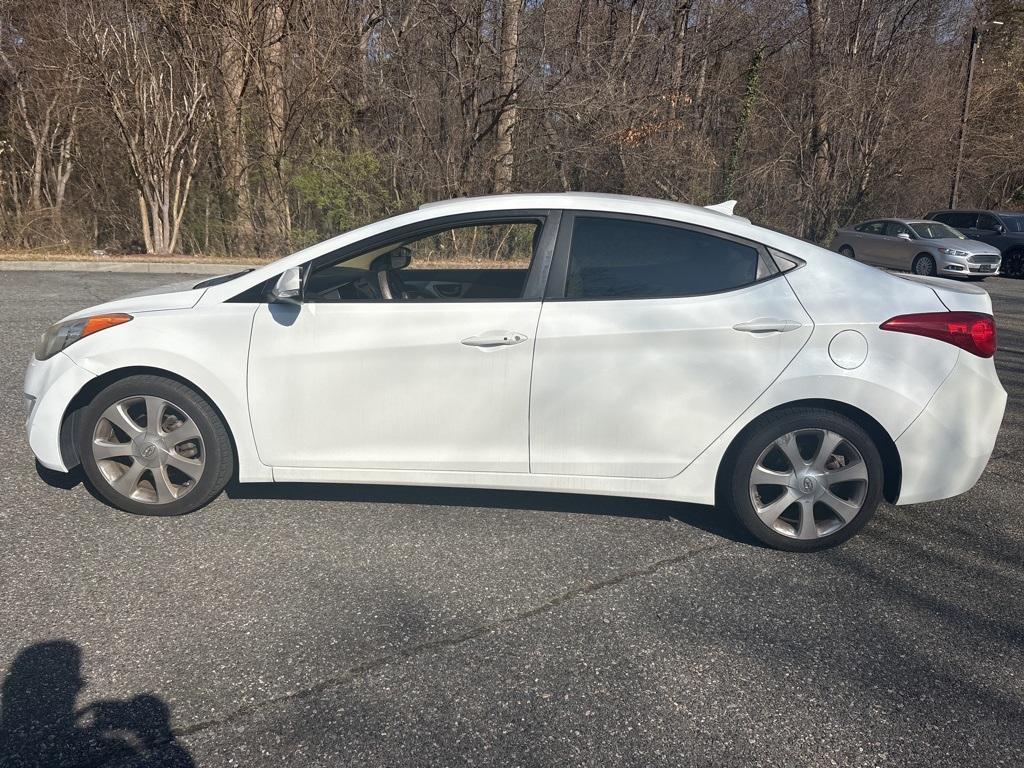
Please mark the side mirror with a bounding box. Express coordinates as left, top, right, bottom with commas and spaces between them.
995, 224, 1006, 234
897, 232, 912, 240
270, 266, 302, 304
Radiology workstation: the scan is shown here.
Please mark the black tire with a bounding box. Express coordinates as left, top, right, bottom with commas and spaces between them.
1003, 249, 1024, 279
838, 245, 855, 259
76, 375, 234, 516
911, 253, 936, 277
722, 408, 884, 552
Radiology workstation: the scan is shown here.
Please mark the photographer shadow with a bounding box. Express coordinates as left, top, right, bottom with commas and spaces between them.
0, 640, 193, 767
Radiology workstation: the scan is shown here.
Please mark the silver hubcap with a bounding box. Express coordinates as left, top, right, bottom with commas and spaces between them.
748, 429, 869, 540
91, 395, 205, 504
915, 257, 933, 275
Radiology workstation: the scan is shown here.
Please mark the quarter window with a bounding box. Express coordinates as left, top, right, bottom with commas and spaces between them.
564, 216, 764, 300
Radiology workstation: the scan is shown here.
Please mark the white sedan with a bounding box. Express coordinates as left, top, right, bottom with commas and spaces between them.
24, 194, 1007, 551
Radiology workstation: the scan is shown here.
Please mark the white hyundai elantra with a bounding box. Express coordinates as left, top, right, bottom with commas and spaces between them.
24, 194, 1006, 551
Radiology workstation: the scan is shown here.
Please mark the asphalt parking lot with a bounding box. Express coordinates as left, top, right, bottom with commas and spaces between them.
1, 270, 1022, 767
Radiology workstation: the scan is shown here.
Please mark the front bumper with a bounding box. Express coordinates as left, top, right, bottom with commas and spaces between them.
895, 352, 1006, 505
936, 252, 1001, 277
24, 352, 96, 472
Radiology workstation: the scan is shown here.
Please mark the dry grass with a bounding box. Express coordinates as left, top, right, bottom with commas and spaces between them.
0, 249, 265, 265
409, 258, 532, 270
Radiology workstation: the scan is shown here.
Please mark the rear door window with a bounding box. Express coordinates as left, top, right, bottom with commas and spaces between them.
563, 216, 765, 300
856, 221, 885, 235
883, 221, 912, 238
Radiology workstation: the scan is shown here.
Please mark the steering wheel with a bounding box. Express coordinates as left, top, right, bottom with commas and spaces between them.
376, 268, 417, 300
371, 247, 418, 300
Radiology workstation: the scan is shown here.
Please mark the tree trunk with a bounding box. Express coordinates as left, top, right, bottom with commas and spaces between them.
262, 0, 291, 251
492, 0, 521, 194
139, 192, 154, 254
803, 0, 834, 242
723, 48, 764, 199
669, 1, 691, 119
217, 1, 258, 254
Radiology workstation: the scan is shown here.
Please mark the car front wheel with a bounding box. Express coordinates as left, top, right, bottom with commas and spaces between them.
76, 375, 234, 516
912, 254, 937, 276
724, 408, 884, 551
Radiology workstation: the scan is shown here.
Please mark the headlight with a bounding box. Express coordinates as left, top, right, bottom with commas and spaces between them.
939, 247, 970, 257
35, 314, 132, 361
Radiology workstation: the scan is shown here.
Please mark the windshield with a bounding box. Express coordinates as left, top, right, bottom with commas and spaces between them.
908, 221, 965, 240
1000, 214, 1024, 233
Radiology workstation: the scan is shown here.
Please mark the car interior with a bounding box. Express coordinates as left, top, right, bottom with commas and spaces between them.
304, 222, 539, 302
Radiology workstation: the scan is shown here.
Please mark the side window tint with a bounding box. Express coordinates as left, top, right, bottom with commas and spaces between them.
565, 217, 762, 300
976, 213, 1000, 231
884, 221, 910, 237
859, 221, 884, 235
946, 212, 977, 229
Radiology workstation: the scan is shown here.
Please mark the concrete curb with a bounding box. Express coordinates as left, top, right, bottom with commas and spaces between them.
0, 259, 255, 275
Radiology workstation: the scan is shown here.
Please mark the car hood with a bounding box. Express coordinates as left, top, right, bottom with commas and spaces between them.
927, 237, 1001, 255
60, 280, 208, 323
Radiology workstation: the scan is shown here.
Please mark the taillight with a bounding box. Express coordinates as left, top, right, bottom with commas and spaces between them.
880, 312, 996, 358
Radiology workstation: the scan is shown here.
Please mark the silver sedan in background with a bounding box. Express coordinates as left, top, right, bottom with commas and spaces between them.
831, 218, 1002, 279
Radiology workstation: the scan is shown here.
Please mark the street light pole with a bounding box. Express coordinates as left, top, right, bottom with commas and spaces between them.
949, 20, 1003, 209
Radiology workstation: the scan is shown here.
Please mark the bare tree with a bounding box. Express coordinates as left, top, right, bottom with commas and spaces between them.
0, 0, 1014, 256
69, 2, 210, 255
0, 3, 82, 244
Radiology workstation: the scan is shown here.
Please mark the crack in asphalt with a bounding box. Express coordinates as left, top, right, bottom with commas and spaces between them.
159, 541, 730, 745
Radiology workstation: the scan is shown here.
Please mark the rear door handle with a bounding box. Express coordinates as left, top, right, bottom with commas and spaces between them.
461, 330, 528, 348
732, 318, 803, 334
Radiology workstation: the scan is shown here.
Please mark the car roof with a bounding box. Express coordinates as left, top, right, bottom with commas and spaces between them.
856, 218, 923, 225
417, 192, 715, 218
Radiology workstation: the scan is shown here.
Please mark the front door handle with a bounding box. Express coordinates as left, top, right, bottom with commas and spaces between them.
461, 330, 529, 348
732, 318, 803, 334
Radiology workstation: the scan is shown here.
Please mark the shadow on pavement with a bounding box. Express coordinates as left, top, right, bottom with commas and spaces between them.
226, 481, 751, 544
34, 460, 82, 491
34, 458, 752, 544
0, 640, 194, 768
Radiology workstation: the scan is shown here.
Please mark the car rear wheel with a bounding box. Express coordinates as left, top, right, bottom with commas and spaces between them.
76, 375, 234, 516
723, 408, 883, 551
912, 254, 936, 276
838, 245, 855, 259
